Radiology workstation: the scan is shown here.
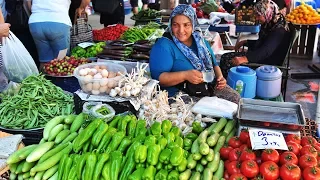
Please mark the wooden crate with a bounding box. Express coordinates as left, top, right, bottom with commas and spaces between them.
291, 25, 317, 60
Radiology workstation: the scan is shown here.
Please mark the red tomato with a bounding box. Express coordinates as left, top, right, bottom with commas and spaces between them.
300, 145, 318, 157
229, 148, 242, 161
247, 138, 252, 149
285, 134, 301, 145
239, 144, 249, 151
279, 151, 298, 165
223, 171, 230, 179
251, 175, 264, 180
261, 149, 280, 163
191, 3, 197, 8
196, 2, 202, 6
220, 145, 233, 160
301, 136, 317, 147
303, 166, 320, 180
263, 122, 271, 127
226, 161, 241, 175
287, 141, 301, 156
240, 160, 259, 178
224, 160, 231, 169
239, 129, 250, 144
229, 173, 248, 180
229, 137, 242, 148
239, 149, 256, 162
299, 154, 318, 169
313, 143, 320, 151
317, 151, 320, 162
259, 161, 279, 180
280, 163, 301, 180
196, 10, 203, 18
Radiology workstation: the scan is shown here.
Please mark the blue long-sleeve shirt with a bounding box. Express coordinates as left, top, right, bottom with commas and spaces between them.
149, 37, 218, 96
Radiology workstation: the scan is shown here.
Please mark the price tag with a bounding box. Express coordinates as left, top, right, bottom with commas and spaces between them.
229, 24, 236, 37
78, 42, 95, 49
249, 129, 288, 150
57, 48, 68, 59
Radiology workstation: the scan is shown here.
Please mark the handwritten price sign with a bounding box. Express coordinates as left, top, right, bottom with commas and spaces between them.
249, 129, 288, 150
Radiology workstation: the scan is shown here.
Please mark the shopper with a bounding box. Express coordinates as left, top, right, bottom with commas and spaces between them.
0, 8, 10, 92
92, 0, 125, 27
28, 0, 71, 67
149, 4, 240, 103
69, 0, 91, 24
130, 0, 148, 14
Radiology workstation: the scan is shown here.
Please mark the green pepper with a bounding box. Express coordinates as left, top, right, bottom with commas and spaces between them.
144, 135, 156, 146
167, 142, 179, 150
135, 120, 147, 137
155, 169, 168, 180
102, 161, 111, 180
76, 153, 88, 179
91, 123, 109, 147
196, 164, 204, 172
110, 151, 123, 180
175, 136, 183, 148
127, 118, 137, 137
128, 168, 145, 180
62, 157, 72, 180
170, 147, 184, 166
105, 131, 126, 154
165, 164, 173, 170
190, 172, 201, 180
93, 153, 109, 180
185, 133, 198, 141
73, 119, 103, 153
192, 122, 204, 135
82, 139, 90, 153
165, 132, 175, 144
142, 165, 156, 180
183, 138, 193, 149
168, 170, 179, 180
151, 122, 161, 136
147, 144, 161, 165
109, 115, 122, 128
118, 137, 132, 153
57, 154, 68, 180
183, 149, 189, 158
84, 153, 97, 180
206, 149, 215, 162
119, 141, 139, 180
177, 158, 187, 172
161, 120, 172, 135
156, 161, 163, 170
170, 126, 181, 137
158, 137, 167, 150
118, 115, 131, 132
97, 127, 117, 153
135, 145, 148, 163
159, 148, 172, 164
136, 163, 146, 169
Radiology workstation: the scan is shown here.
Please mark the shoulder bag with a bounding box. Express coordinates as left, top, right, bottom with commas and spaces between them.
70, 12, 93, 49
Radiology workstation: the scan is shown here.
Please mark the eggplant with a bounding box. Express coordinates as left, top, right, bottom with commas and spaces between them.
97, 54, 127, 61
109, 40, 130, 46
135, 40, 150, 45
131, 53, 150, 60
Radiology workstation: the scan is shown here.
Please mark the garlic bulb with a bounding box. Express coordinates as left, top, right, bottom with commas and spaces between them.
109, 89, 117, 97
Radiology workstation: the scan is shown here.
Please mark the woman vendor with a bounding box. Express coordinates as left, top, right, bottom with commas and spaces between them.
149, 4, 240, 104
220, 0, 291, 76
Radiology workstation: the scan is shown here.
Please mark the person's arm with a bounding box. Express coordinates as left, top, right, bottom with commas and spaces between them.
76, 0, 90, 16
245, 28, 286, 64
0, 9, 4, 23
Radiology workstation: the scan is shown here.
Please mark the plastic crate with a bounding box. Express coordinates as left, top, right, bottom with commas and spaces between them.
235, 6, 258, 26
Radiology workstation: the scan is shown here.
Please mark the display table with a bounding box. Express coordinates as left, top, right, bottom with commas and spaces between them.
209, 24, 260, 33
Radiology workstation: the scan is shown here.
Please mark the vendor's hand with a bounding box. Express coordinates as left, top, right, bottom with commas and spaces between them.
234, 40, 246, 51
185, 70, 203, 84
0, 23, 10, 37
216, 76, 226, 90
232, 56, 248, 66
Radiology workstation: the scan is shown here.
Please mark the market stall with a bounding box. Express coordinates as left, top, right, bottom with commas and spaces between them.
2, 4, 320, 180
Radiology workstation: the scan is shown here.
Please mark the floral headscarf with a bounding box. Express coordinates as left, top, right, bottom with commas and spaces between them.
254, 0, 288, 33
167, 4, 213, 71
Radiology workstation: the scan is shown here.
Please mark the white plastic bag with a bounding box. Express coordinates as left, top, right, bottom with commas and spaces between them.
2, 31, 39, 83
91, 104, 115, 122
191, 96, 238, 119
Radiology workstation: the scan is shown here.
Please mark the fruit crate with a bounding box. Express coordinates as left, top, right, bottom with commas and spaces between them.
291, 25, 317, 60
300, 118, 320, 142
235, 5, 258, 26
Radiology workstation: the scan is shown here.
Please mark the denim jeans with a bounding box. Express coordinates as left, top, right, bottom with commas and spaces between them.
29, 22, 71, 62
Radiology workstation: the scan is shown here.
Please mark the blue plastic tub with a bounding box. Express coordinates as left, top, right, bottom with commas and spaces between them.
125, 7, 131, 15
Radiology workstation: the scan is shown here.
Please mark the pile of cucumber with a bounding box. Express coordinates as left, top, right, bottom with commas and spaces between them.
187, 118, 236, 180
6, 113, 85, 180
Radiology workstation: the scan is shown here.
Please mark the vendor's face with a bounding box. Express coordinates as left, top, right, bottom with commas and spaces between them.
171, 15, 193, 45
256, 14, 266, 24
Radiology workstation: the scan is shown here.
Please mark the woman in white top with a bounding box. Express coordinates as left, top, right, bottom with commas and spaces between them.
28, 0, 71, 64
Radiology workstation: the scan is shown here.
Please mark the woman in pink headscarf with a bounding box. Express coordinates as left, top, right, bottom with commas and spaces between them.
219, 0, 291, 77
